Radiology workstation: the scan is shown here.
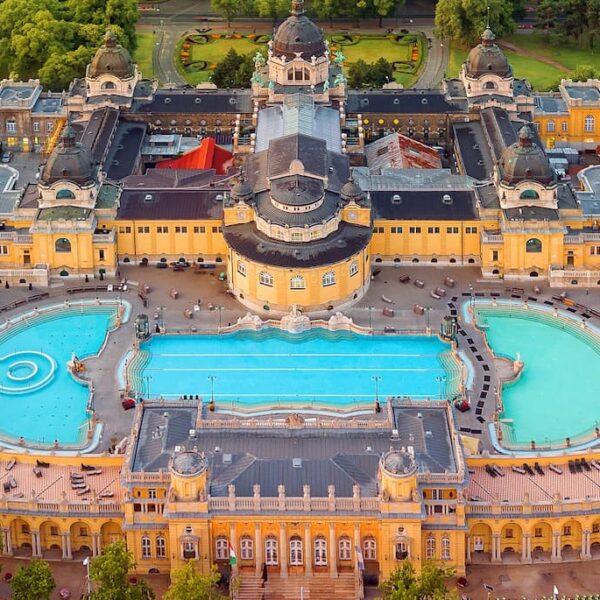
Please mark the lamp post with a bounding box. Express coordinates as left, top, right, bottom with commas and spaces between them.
208, 375, 217, 404
217, 306, 224, 333
368, 306, 373, 330
424, 305, 432, 333
83, 556, 91, 598
156, 305, 166, 328
436, 375, 447, 401
372, 375, 382, 402
468, 283, 474, 308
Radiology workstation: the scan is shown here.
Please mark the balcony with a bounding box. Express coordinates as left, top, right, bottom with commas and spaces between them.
93, 229, 116, 244
481, 231, 504, 244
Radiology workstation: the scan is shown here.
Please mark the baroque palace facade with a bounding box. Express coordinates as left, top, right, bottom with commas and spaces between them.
0, 4, 599, 309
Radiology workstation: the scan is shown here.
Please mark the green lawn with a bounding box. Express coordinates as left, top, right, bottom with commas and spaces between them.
504, 33, 600, 72
448, 43, 564, 91
134, 32, 155, 80
329, 37, 411, 64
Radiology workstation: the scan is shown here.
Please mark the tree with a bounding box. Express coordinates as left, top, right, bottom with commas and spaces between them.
568, 65, 600, 81
348, 57, 394, 88
373, 0, 397, 27
255, 0, 289, 24
210, 0, 240, 27
164, 562, 226, 600
90, 540, 155, 600
11, 559, 55, 600
211, 49, 257, 88
380, 561, 458, 600
434, 0, 515, 45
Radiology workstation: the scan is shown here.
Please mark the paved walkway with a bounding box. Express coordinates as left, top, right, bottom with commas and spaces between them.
498, 40, 569, 72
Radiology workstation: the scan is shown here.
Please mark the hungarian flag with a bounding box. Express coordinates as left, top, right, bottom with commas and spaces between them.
229, 543, 237, 566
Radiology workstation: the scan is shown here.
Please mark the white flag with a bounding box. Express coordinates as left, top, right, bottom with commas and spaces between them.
553, 585, 559, 600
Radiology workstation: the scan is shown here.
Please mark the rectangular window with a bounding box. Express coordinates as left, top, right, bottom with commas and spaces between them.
194, 226, 206, 233
492, 250, 499, 261
0, 245, 8, 255
50, 526, 59, 536
564, 526, 571, 536
590, 246, 600, 256
33, 122, 40, 132
175, 226, 187, 233
561, 121, 568, 132
47, 122, 54, 132
291, 232, 303, 241
372, 226, 384, 234
212, 226, 222, 233
119, 226, 132, 234
6, 121, 16, 133
466, 227, 478, 234
534, 528, 542, 538
137, 226, 149, 234
391, 226, 403, 234
157, 226, 169, 233
428, 227, 440, 234
409, 227, 421, 234
148, 489, 157, 499
446, 227, 459, 234
98, 249, 105, 261
505, 528, 513, 539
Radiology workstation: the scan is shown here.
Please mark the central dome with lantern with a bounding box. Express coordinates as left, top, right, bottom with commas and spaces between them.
272, 0, 327, 60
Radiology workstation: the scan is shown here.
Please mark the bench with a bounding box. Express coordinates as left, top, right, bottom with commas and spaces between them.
414, 279, 425, 288
398, 274, 410, 284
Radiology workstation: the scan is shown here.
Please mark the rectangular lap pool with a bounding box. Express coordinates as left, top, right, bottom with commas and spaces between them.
130, 330, 461, 408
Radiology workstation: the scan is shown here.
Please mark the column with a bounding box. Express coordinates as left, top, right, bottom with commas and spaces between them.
66, 533, 72, 560
354, 523, 361, 565
304, 523, 312, 575
551, 532, 562, 562
491, 533, 501, 563
465, 534, 471, 562
229, 523, 238, 575
279, 523, 288, 578
31, 530, 41, 558
329, 523, 337, 577
521, 533, 531, 563
581, 529, 592, 560
61, 533, 68, 560
254, 523, 263, 577
2, 528, 12, 556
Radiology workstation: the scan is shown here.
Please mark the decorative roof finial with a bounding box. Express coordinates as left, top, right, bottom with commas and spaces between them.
291, 0, 304, 16
486, 5, 491, 29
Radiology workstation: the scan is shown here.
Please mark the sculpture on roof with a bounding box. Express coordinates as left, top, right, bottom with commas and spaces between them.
254, 52, 266, 67
333, 50, 345, 65
251, 71, 264, 85
333, 73, 346, 87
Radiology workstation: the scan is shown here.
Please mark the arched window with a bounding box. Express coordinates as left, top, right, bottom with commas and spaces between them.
290, 536, 303, 566
526, 238, 542, 253
182, 540, 197, 559
363, 537, 376, 561
484, 81, 496, 90
259, 271, 273, 287
56, 189, 75, 200
141, 536, 151, 559
561, 121, 568, 132
546, 120, 555, 133
265, 537, 278, 565
55, 238, 71, 253
240, 536, 253, 560
290, 275, 305, 289
215, 537, 229, 560
322, 271, 336, 287
395, 541, 408, 560
426, 535, 436, 559
101, 81, 116, 90
585, 115, 595, 132
338, 537, 352, 561
156, 536, 166, 558
237, 261, 246, 276
314, 537, 327, 566
441, 536, 451, 560
349, 260, 358, 277
519, 189, 539, 200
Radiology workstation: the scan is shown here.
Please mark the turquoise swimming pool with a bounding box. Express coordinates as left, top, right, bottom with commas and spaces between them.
0, 304, 119, 446
131, 330, 461, 408
474, 303, 600, 448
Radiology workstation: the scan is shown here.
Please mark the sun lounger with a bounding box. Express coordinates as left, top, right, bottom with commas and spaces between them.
492, 464, 505, 477
98, 491, 114, 498
511, 465, 526, 474
76, 487, 90, 496
81, 464, 95, 471
71, 482, 87, 489
549, 464, 563, 474
36, 460, 50, 468
5, 458, 16, 471
33, 468, 42, 478
86, 469, 103, 476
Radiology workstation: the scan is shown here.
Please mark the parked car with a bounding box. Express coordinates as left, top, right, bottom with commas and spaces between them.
121, 398, 136, 411
1, 151, 13, 163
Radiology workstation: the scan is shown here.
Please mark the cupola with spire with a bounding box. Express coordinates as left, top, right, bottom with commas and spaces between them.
465, 27, 511, 79
88, 30, 135, 79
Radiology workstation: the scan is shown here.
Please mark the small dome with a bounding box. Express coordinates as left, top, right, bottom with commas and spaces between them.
272, 0, 326, 60
231, 174, 254, 203
171, 451, 207, 476
499, 126, 555, 185
465, 28, 511, 79
340, 176, 364, 203
89, 29, 135, 79
382, 450, 416, 477
40, 125, 95, 186
270, 175, 323, 207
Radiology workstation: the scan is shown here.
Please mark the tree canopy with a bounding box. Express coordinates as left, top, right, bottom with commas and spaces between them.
347, 57, 394, 88
0, 0, 138, 90
434, 0, 515, 44
211, 49, 256, 88
536, 0, 600, 49
380, 561, 458, 600
90, 540, 155, 600
164, 562, 226, 600
11, 559, 55, 600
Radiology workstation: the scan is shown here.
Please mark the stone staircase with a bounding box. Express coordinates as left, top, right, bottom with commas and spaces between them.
263, 573, 358, 600
237, 575, 265, 600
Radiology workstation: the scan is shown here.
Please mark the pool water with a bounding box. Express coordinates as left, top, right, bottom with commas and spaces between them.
0, 306, 118, 445
476, 307, 600, 446
134, 330, 460, 407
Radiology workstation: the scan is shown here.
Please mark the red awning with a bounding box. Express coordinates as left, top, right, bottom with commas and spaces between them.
156, 137, 233, 174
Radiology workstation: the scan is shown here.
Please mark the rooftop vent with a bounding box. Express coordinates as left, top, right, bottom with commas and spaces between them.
425, 430, 433, 437
391, 429, 399, 439
366, 445, 373, 453
417, 412, 423, 419
223, 453, 232, 464
292, 458, 302, 468
392, 194, 402, 204
442, 194, 453, 205
189, 429, 196, 438
195, 97, 201, 104
174, 445, 183, 453
144, 194, 153, 202
164, 97, 172, 104
214, 445, 221, 453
